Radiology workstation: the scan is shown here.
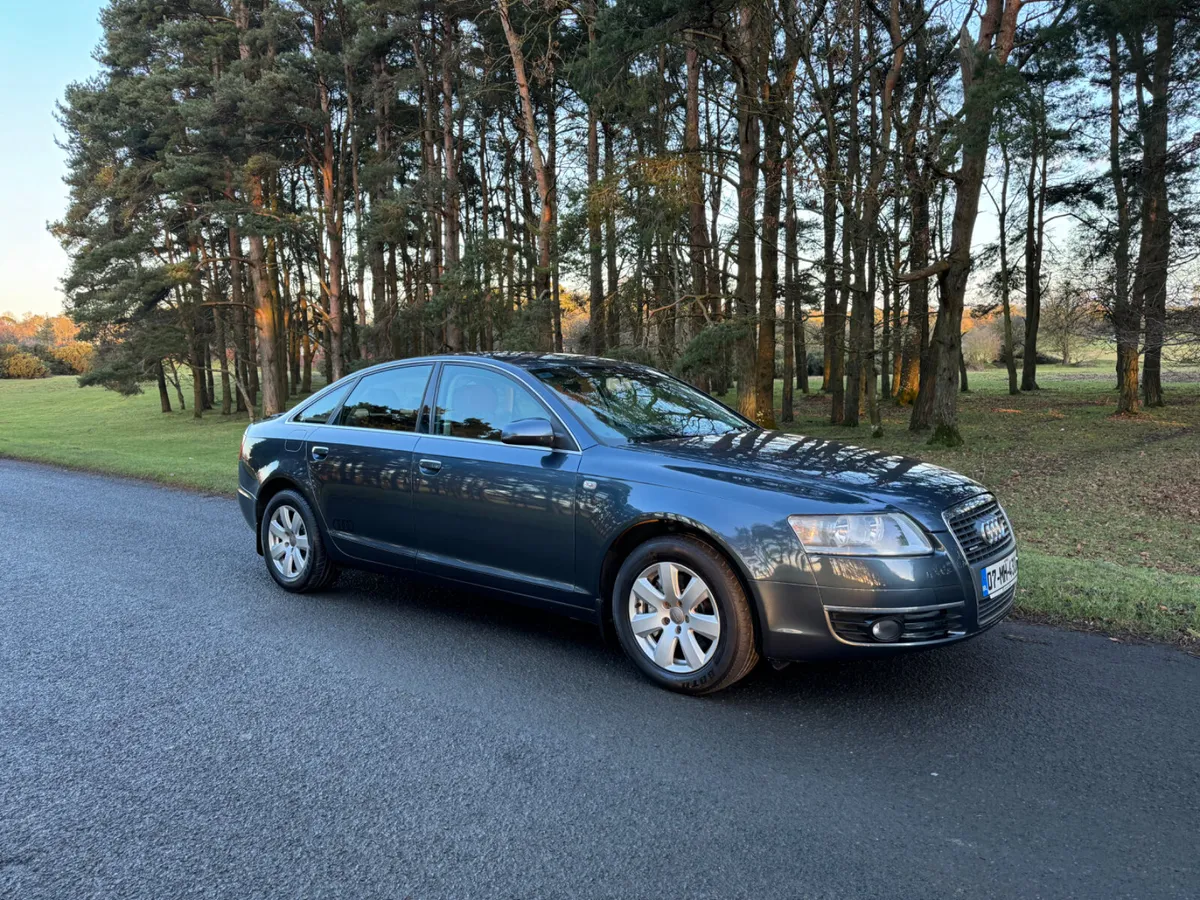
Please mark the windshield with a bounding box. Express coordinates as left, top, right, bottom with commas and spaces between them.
531, 364, 752, 443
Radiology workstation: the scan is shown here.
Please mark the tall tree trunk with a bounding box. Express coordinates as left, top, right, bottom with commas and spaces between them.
1138, 12, 1174, 409
899, 169, 929, 409
587, 43, 604, 356
844, 0, 901, 435
246, 212, 281, 413
1021, 112, 1044, 392
498, 0, 555, 351
841, 0, 866, 429
924, 0, 1024, 447
215, 308, 232, 414
232, 0, 279, 415
314, 9, 345, 380
757, 87, 783, 429
604, 124, 620, 351
782, 160, 797, 422
684, 43, 710, 381
1108, 31, 1138, 415
167, 359, 187, 411
442, 14, 463, 351
548, 87, 563, 353
228, 238, 249, 415
821, 173, 837, 397
155, 360, 172, 413
733, 1, 763, 423
880, 236, 891, 399
186, 314, 204, 420
998, 142, 1019, 395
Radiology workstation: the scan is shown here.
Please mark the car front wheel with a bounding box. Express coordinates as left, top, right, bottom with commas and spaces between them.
260, 489, 338, 593
613, 535, 759, 694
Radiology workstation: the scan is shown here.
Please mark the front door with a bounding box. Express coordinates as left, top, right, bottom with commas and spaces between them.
308, 363, 435, 567
412, 363, 582, 604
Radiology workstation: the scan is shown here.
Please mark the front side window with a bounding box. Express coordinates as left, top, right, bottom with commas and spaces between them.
433, 365, 545, 442
293, 383, 353, 424
337, 365, 433, 432
531, 363, 750, 443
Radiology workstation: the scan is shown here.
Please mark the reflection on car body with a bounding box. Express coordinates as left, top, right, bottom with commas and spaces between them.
239, 353, 1016, 694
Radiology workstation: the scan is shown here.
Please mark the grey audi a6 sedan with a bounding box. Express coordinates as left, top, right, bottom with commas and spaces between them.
238, 353, 1017, 694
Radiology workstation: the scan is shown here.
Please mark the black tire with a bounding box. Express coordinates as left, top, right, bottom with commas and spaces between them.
612, 535, 759, 695
260, 489, 339, 593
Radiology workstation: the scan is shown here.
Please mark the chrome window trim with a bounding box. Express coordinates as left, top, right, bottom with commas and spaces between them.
298, 420, 431, 439
413, 431, 582, 456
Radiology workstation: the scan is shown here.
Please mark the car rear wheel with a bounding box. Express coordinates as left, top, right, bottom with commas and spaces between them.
260, 490, 339, 593
613, 535, 759, 694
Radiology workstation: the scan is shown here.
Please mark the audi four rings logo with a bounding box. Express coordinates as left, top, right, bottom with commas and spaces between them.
976, 514, 1007, 545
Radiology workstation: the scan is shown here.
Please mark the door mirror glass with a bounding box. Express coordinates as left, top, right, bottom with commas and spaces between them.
500, 417, 555, 448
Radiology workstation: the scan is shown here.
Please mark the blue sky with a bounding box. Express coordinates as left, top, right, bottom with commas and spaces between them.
2, 1, 104, 317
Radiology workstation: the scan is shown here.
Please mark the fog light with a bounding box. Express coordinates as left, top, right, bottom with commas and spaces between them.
870, 617, 902, 642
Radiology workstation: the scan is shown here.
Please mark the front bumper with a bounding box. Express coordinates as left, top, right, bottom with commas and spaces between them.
754, 538, 1016, 661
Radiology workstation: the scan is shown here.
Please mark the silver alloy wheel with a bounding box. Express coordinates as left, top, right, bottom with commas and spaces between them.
268, 505, 310, 580
627, 561, 721, 674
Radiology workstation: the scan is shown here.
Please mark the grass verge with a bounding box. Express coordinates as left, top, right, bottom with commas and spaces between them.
0, 375, 311, 494
2, 363, 1198, 645
767, 362, 1200, 646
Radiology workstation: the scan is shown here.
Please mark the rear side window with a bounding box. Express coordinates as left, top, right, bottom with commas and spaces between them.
293, 383, 352, 424
337, 365, 433, 432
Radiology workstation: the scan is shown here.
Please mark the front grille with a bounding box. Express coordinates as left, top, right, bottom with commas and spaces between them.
943, 494, 1015, 565
828, 605, 965, 645
978, 583, 1016, 627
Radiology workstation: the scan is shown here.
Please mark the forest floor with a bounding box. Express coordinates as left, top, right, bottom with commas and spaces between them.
1, 359, 1197, 645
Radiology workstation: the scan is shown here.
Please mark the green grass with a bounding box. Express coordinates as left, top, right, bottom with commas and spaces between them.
0, 376, 317, 494
2, 361, 1198, 645
762, 360, 1200, 646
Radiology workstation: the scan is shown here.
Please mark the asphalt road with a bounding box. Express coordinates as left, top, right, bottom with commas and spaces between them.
1, 459, 1197, 900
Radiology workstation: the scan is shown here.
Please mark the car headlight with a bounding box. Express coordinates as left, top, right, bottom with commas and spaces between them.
788, 513, 933, 556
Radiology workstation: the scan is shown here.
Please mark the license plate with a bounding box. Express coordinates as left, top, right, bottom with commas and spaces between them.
981, 551, 1018, 598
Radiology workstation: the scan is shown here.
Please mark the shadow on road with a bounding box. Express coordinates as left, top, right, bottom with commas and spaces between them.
312, 565, 1015, 723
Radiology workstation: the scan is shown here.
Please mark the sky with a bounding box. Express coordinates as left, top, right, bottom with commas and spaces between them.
1, 1, 104, 318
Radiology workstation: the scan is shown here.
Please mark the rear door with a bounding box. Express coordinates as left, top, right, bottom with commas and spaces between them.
308, 363, 435, 567
411, 363, 583, 605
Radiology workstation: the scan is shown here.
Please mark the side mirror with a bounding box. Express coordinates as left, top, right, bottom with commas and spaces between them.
501, 417, 556, 448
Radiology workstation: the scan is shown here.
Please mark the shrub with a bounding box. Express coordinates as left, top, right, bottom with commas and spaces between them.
962, 324, 1001, 368
2, 351, 49, 379
50, 341, 95, 374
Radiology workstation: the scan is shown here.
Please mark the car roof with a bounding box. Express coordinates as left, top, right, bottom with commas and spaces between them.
353, 352, 652, 376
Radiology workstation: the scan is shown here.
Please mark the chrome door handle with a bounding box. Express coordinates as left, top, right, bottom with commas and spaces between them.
418, 458, 443, 475
311, 445, 329, 461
